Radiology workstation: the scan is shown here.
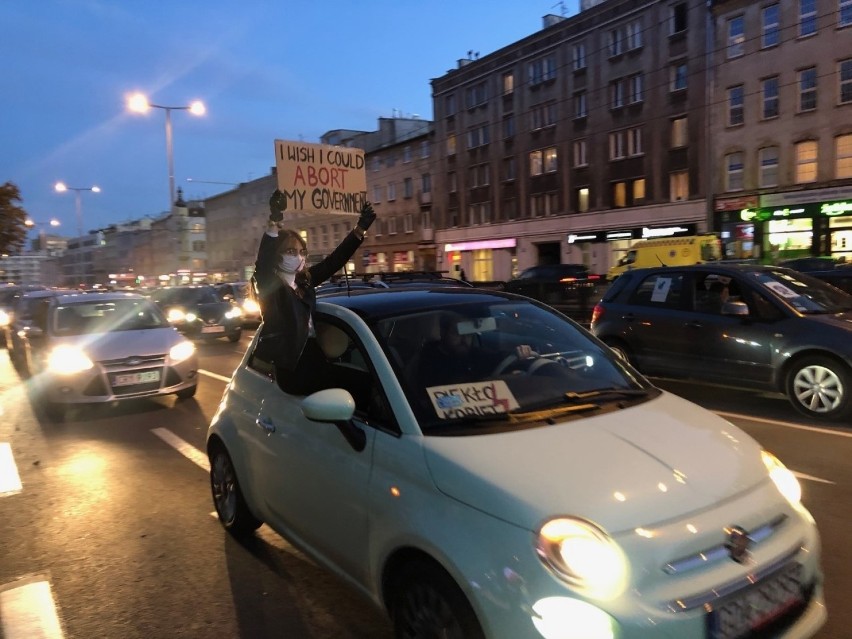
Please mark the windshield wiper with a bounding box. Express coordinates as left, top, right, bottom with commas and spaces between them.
514, 388, 650, 414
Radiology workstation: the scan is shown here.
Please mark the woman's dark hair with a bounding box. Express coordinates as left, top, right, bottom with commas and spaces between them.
275, 229, 311, 295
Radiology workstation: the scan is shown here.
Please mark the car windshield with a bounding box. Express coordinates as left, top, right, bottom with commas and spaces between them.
373, 299, 654, 433
753, 270, 852, 314
53, 298, 169, 335
151, 288, 218, 305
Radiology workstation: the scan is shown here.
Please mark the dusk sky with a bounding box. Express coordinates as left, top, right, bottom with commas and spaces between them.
2, 0, 580, 241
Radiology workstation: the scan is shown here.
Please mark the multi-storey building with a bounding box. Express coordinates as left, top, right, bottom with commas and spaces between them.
711, 0, 852, 262
431, 0, 711, 280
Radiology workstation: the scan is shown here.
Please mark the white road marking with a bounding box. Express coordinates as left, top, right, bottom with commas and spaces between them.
199, 369, 232, 383
0, 578, 64, 639
716, 411, 852, 438
151, 428, 210, 472
0, 443, 23, 496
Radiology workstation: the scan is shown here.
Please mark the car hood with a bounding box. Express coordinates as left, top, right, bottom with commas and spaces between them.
421, 392, 767, 533
802, 310, 852, 329
55, 328, 186, 360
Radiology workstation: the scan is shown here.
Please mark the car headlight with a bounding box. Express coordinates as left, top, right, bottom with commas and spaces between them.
169, 340, 196, 363
0, 310, 10, 327
225, 307, 242, 319
243, 298, 260, 314
47, 345, 94, 375
537, 518, 627, 600
762, 451, 802, 506
167, 308, 186, 322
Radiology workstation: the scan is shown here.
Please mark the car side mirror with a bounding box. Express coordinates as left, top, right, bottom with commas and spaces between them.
721, 300, 749, 316
301, 388, 365, 452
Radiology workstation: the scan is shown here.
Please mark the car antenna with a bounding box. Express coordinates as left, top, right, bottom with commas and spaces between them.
342, 263, 353, 297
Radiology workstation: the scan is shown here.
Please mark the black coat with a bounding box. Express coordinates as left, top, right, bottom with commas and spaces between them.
253, 230, 363, 370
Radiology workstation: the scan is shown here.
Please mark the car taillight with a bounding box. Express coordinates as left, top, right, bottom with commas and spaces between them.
588, 274, 600, 281
590, 304, 604, 325
559, 277, 577, 283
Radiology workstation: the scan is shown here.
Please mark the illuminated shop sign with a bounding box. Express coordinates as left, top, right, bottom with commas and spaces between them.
567, 233, 599, 244
641, 225, 690, 238
821, 201, 852, 216
567, 224, 697, 243
444, 238, 517, 252
741, 200, 852, 222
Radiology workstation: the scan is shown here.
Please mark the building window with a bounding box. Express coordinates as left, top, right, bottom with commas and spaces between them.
404, 214, 413, 233
572, 43, 586, 70
503, 198, 518, 220
448, 208, 458, 227
422, 210, 432, 230
626, 20, 643, 49
503, 156, 516, 181
728, 85, 744, 126
759, 147, 780, 187
762, 4, 780, 47
387, 182, 396, 201
799, 0, 817, 36
574, 92, 587, 118
448, 172, 457, 193
469, 203, 492, 225
762, 76, 780, 119
842, 0, 852, 26
530, 193, 558, 217
628, 74, 644, 103
633, 179, 646, 202
372, 185, 382, 203
577, 187, 590, 213
371, 157, 381, 172
609, 132, 625, 160
502, 72, 514, 95
530, 102, 557, 129
544, 147, 558, 172
529, 147, 557, 175
403, 177, 413, 198
467, 125, 490, 149
726, 152, 745, 191
421, 173, 431, 193
610, 80, 625, 109
795, 141, 818, 183
528, 55, 556, 84
388, 217, 397, 235
841, 59, 852, 104
444, 94, 457, 117
610, 128, 643, 159
573, 139, 588, 167
608, 28, 623, 57
671, 117, 688, 147
798, 67, 818, 111
727, 16, 745, 58
402, 146, 411, 163
465, 82, 488, 109
613, 182, 627, 207
503, 114, 515, 138
420, 140, 430, 159
669, 2, 688, 34
447, 134, 456, 156
670, 63, 688, 91
836, 134, 852, 178
670, 171, 689, 201
468, 163, 490, 187
628, 127, 643, 156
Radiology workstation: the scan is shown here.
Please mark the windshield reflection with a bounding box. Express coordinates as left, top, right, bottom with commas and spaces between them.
756, 270, 852, 314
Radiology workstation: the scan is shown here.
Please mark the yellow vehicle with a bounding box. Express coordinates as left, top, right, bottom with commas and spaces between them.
607, 234, 722, 281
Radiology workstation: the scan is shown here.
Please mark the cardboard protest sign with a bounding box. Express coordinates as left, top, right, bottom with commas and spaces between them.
426, 381, 520, 420
274, 140, 367, 218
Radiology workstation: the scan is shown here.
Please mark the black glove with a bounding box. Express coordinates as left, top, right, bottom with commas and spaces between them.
357, 201, 376, 231
269, 189, 286, 222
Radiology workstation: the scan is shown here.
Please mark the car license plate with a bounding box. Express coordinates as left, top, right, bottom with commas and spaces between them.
113, 370, 161, 386
709, 563, 804, 639
201, 325, 226, 333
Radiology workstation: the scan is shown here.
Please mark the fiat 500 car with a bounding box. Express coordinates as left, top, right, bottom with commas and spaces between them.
207, 287, 825, 639
20, 291, 198, 420
148, 285, 242, 342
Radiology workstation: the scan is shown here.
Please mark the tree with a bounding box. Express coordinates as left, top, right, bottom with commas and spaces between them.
0, 182, 29, 255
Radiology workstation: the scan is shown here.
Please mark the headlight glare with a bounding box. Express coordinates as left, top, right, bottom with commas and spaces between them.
537, 518, 627, 600
167, 308, 186, 322
169, 340, 195, 363
762, 451, 801, 505
0, 310, 10, 327
225, 307, 242, 319
47, 345, 94, 374
243, 298, 260, 314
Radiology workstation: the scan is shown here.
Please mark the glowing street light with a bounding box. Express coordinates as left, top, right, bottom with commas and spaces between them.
54, 182, 100, 238
25, 217, 61, 250
127, 92, 206, 208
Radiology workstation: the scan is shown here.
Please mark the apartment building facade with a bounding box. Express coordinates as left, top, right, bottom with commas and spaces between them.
430, 0, 711, 280
711, 0, 852, 262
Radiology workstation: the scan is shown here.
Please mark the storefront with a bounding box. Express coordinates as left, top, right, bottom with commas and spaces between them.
441, 238, 517, 282
714, 186, 852, 263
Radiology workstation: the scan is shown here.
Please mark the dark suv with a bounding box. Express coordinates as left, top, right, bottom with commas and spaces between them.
590, 263, 852, 421
148, 285, 243, 342
503, 264, 600, 308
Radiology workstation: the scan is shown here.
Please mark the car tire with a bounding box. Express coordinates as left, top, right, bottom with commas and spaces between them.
175, 384, 197, 400
604, 338, 633, 367
785, 355, 852, 421
209, 443, 262, 537
227, 329, 242, 343
390, 560, 484, 639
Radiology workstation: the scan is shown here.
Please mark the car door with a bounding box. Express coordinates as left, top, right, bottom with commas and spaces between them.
687, 272, 777, 385
618, 271, 700, 376
254, 320, 391, 585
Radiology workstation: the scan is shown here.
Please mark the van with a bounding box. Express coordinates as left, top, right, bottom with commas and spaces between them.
607, 234, 722, 281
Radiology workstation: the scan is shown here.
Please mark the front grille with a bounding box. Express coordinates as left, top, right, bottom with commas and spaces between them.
101, 354, 166, 369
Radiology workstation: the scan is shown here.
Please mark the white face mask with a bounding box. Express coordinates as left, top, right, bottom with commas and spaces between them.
279, 254, 305, 273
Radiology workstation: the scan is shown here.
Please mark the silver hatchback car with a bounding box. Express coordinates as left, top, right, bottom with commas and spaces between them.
18, 291, 199, 420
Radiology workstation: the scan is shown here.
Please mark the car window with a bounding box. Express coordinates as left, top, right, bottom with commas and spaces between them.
750, 270, 852, 314
628, 273, 686, 309
53, 298, 168, 335
692, 273, 743, 315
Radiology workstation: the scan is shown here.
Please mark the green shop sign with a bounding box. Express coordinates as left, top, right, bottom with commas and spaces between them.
740, 200, 852, 221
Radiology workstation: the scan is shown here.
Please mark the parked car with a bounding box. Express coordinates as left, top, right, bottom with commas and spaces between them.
590, 263, 852, 420
3, 289, 63, 366
214, 281, 261, 327
776, 256, 844, 272
206, 287, 825, 639
13, 291, 197, 420
148, 285, 242, 342
503, 264, 600, 307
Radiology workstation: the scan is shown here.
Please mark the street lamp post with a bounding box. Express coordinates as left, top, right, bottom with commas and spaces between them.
127, 93, 206, 208
25, 218, 61, 251
54, 182, 100, 238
